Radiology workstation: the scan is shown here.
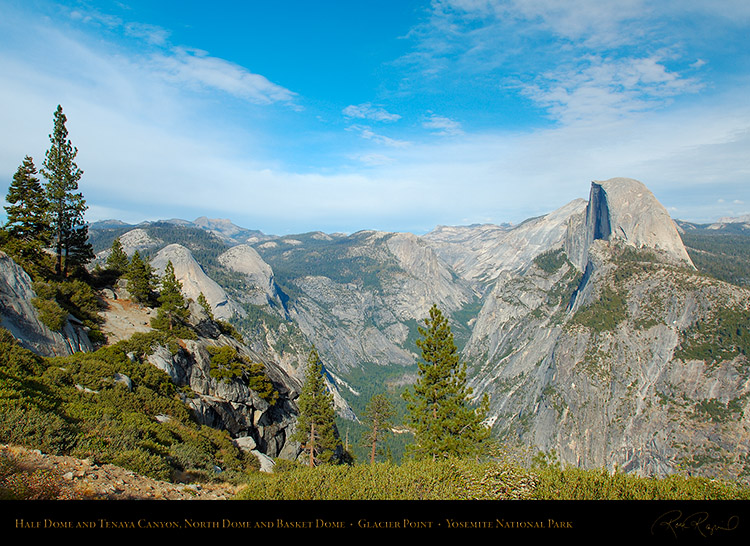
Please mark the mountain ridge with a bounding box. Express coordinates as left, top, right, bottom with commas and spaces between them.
14, 177, 749, 480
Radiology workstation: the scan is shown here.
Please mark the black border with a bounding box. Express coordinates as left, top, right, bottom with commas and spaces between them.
4, 499, 749, 540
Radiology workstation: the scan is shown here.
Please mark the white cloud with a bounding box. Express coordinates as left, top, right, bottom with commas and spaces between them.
352, 153, 395, 166
124, 22, 170, 46
519, 55, 703, 124
423, 113, 463, 136
347, 124, 411, 148
343, 103, 401, 122
152, 47, 298, 107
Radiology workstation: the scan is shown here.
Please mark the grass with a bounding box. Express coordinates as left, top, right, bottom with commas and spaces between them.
234, 457, 750, 501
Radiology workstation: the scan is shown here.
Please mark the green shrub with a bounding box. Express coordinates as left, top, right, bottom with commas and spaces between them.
533, 248, 568, 274
235, 457, 750, 501
0, 403, 74, 455
207, 345, 278, 404
531, 466, 750, 500
236, 458, 538, 500
571, 286, 628, 332
111, 448, 173, 482
31, 296, 68, 331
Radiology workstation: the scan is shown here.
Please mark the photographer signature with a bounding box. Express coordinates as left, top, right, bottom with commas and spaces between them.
651, 510, 739, 538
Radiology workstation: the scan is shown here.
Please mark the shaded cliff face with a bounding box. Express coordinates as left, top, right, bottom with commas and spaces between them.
145, 321, 300, 460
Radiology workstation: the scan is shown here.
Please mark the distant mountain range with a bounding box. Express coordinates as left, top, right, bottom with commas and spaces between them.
20, 178, 750, 480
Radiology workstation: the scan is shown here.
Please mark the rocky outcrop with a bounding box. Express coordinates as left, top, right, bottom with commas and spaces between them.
95, 228, 162, 263
0, 251, 92, 357
150, 244, 243, 321
217, 244, 281, 307
144, 305, 301, 461
567, 178, 695, 269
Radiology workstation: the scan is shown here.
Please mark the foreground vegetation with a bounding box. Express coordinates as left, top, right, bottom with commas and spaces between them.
235, 457, 750, 501
0, 328, 260, 489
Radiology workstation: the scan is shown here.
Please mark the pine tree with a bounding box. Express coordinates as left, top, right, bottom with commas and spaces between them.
197, 292, 215, 321
3, 156, 51, 271
292, 347, 341, 467
403, 304, 490, 460
105, 237, 129, 277
362, 393, 395, 464
40, 105, 91, 278
155, 260, 188, 330
126, 250, 155, 305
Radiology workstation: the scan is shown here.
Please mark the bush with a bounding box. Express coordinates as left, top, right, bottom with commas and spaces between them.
235, 457, 750, 501
236, 458, 538, 500
531, 465, 750, 500
0, 404, 75, 455
31, 296, 68, 331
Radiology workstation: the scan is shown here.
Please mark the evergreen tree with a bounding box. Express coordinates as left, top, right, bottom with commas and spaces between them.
292, 347, 340, 467
403, 304, 490, 460
63, 219, 94, 276
362, 393, 395, 464
154, 260, 188, 330
105, 237, 129, 277
126, 251, 155, 305
197, 292, 215, 321
3, 156, 51, 271
40, 105, 91, 278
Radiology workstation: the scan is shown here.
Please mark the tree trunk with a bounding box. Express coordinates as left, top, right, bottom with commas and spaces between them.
309, 421, 316, 468
370, 423, 378, 464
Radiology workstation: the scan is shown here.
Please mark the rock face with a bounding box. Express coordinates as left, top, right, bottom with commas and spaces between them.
425, 199, 588, 288
150, 244, 243, 321
0, 251, 92, 357
462, 179, 749, 481
217, 244, 280, 307
51, 176, 747, 482
145, 327, 300, 461
568, 178, 695, 269
261, 230, 476, 376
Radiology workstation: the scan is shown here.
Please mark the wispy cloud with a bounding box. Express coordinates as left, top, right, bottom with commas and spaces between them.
423, 113, 463, 135
68, 5, 298, 108
343, 102, 401, 122
404, 0, 726, 125
518, 54, 703, 124
152, 47, 298, 107
124, 22, 170, 46
347, 124, 411, 148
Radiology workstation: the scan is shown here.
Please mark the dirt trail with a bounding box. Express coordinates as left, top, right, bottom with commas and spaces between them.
1, 444, 240, 500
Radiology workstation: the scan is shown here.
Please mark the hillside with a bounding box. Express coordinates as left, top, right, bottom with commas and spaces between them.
4, 176, 750, 482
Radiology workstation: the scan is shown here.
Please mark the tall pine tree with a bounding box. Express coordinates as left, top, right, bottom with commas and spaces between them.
403, 304, 490, 460
40, 105, 92, 278
292, 347, 341, 467
3, 155, 51, 272
105, 237, 129, 277
363, 393, 395, 464
154, 260, 188, 331
126, 250, 156, 305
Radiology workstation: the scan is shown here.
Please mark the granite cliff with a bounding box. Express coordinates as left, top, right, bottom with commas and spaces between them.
41, 177, 750, 481
463, 178, 748, 481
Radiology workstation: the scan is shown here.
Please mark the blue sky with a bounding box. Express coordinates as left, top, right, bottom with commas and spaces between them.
1, 0, 748, 235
